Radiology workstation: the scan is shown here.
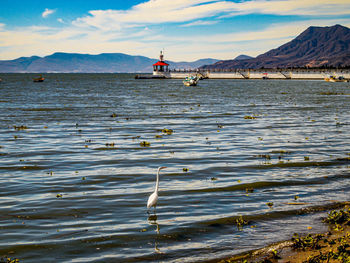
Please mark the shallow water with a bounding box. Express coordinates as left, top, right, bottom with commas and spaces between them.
0, 73, 350, 262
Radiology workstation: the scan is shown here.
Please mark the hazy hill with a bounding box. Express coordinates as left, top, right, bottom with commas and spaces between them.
171, 58, 219, 69
0, 52, 218, 73
234, 55, 253, 60
201, 24, 350, 69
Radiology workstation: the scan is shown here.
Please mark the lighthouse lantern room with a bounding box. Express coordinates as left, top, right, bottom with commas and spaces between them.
153, 51, 169, 76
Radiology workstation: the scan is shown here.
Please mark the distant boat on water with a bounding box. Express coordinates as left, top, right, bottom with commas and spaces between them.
183, 75, 198, 86
33, 75, 45, 82
324, 75, 349, 82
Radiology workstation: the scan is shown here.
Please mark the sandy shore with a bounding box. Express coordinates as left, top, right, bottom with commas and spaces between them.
212, 205, 350, 263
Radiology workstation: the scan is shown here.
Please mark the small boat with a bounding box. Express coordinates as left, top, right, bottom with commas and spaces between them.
183, 75, 198, 86
33, 75, 45, 82
324, 75, 349, 82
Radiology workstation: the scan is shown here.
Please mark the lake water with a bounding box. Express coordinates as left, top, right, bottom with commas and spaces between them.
0, 73, 350, 262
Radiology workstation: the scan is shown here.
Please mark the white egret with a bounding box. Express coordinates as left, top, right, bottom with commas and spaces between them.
147, 166, 167, 212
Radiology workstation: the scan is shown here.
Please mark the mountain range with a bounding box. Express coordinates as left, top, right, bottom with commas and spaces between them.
1, 24, 349, 72
202, 24, 350, 69
0, 52, 218, 73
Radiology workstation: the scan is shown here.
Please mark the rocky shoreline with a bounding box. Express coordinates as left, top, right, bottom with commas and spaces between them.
212, 203, 350, 263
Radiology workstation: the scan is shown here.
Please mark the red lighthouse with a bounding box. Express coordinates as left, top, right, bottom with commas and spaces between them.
153, 51, 169, 75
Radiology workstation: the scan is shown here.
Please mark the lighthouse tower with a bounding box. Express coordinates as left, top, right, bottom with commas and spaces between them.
153, 51, 169, 76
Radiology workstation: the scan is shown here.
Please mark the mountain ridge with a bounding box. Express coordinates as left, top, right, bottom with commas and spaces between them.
201, 24, 350, 69
0, 52, 219, 73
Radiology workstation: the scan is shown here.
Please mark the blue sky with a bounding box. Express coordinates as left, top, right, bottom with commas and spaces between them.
0, 0, 350, 61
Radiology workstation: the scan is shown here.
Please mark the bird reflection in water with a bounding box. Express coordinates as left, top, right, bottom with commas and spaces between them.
147, 214, 164, 254
148, 214, 159, 234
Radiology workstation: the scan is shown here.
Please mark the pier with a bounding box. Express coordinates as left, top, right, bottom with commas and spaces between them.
136, 51, 350, 80
151, 68, 350, 80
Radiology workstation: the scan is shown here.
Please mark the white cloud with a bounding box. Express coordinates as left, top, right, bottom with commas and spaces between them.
72, 1, 233, 30
71, 0, 350, 30
181, 20, 218, 27
1, 0, 350, 61
42, 8, 55, 18
221, 0, 350, 17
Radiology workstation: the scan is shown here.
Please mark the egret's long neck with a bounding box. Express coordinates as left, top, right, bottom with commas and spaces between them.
155, 168, 160, 193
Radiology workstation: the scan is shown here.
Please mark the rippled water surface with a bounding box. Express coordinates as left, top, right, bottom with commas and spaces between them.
0, 73, 350, 262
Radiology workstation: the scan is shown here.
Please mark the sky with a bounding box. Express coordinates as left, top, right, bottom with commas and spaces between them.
0, 0, 350, 61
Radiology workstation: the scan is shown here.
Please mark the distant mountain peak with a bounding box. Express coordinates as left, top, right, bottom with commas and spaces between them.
234, 54, 253, 60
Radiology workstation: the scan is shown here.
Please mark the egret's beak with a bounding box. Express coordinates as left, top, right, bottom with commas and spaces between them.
160, 166, 167, 170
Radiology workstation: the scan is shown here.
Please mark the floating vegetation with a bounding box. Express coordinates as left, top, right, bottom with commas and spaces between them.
0, 257, 19, 263
266, 202, 274, 208
110, 113, 117, 118
211, 177, 218, 181
235, 215, 249, 230
13, 125, 28, 131
183, 168, 189, 172
244, 115, 257, 119
255, 154, 271, 160
105, 142, 115, 147
319, 92, 346, 95
56, 194, 63, 198
304, 156, 310, 161
246, 188, 254, 193
140, 141, 151, 147
161, 128, 173, 135
155, 135, 162, 138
